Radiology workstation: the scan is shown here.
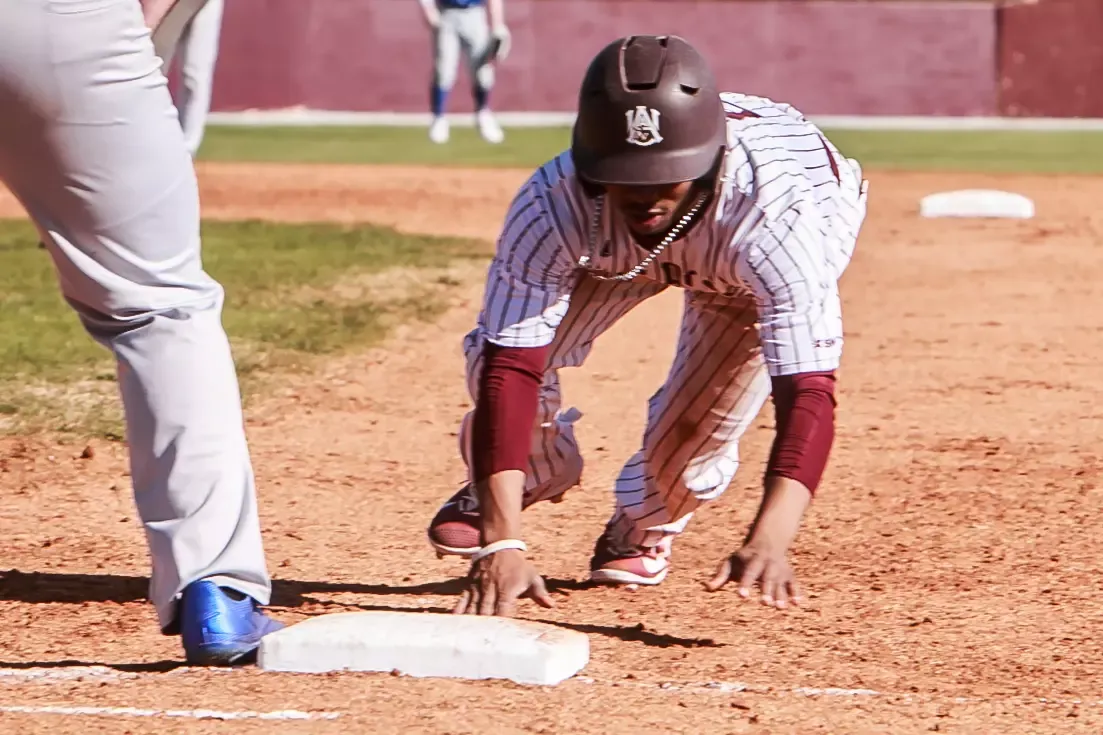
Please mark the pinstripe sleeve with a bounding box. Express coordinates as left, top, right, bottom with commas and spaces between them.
735, 207, 844, 377
479, 168, 581, 348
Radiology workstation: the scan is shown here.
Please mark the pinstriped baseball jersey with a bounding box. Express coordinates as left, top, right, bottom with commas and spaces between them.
478, 91, 868, 377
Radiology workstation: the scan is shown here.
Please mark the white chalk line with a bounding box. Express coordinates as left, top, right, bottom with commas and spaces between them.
0, 704, 341, 721
573, 676, 1103, 708
0, 665, 231, 685
575, 675, 879, 699
0, 666, 341, 720
1, 666, 1093, 714
0, 667, 131, 683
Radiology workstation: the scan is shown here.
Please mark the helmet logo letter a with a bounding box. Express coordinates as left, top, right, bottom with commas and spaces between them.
625, 106, 664, 147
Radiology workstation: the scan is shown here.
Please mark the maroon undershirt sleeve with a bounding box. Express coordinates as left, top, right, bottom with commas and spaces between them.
473, 343, 837, 494
471, 343, 549, 482
765, 371, 838, 495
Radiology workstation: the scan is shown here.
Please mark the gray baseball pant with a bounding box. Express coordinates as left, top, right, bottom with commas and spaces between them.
161, 0, 224, 157
0, 0, 272, 632
434, 5, 495, 94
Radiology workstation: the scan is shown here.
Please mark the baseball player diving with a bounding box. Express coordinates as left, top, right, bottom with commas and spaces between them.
428, 35, 869, 617
0, 0, 282, 663
418, 0, 511, 145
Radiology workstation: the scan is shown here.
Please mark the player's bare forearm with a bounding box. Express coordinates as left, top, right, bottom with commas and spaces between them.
705, 476, 811, 605
476, 469, 525, 545
139, 0, 180, 31
455, 469, 553, 617
487, 0, 506, 30
745, 475, 812, 552
417, 0, 441, 26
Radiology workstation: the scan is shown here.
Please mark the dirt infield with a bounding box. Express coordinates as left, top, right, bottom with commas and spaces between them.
2, 163, 1103, 733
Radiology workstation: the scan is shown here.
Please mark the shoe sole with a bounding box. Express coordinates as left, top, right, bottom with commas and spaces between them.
425, 493, 572, 559
427, 532, 479, 559
426, 463, 581, 558
589, 567, 668, 586
185, 642, 262, 666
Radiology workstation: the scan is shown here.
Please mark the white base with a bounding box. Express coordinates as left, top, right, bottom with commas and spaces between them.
256, 611, 589, 686
919, 189, 1035, 219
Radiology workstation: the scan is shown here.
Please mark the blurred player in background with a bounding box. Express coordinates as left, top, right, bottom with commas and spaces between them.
417, 0, 511, 145
158, 0, 225, 157
0, 0, 282, 664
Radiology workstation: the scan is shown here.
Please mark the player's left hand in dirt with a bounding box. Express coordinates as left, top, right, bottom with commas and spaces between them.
453, 548, 555, 617
704, 542, 803, 609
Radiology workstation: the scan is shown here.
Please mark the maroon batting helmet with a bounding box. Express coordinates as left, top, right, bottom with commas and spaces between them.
571, 35, 726, 187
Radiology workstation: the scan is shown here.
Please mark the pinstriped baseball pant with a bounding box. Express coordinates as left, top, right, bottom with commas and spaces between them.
459, 275, 772, 552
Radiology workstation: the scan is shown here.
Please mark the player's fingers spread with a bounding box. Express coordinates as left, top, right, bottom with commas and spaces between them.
466, 585, 485, 615
452, 588, 472, 615
762, 565, 788, 607
476, 581, 498, 616
737, 556, 766, 599
528, 575, 556, 609
782, 578, 803, 609
461, 573, 486, 615
787, 577, 805, 606
772, 568, 798, 609
494, 597, 519, 618
760, 576, 778, 607
704, 557, 734, 592
494, 580, 529, 618
772, 580, 791, 609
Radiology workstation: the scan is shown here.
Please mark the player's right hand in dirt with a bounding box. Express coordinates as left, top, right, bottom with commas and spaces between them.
704, 542, 803, 610
453, 549, 555, 618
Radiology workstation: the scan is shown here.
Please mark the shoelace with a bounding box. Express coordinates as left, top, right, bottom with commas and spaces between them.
454, 486, 480, 513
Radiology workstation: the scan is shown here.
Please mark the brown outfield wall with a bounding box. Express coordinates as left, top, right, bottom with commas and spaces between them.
998, 0, 1103, 117
209, 0, 1000, 116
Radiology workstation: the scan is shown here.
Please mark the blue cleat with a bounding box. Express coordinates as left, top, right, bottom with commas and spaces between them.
179, 579, 284, 666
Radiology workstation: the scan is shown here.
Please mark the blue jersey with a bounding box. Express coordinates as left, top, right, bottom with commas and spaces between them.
438, 0, 484, 8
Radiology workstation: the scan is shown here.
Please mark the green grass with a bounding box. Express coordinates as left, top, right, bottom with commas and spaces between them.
199, 125, 571, 168
822, 129, 1103, 174
197, 125, 1103, 174
0, 219, 489, 435
11, 121, 1097, 433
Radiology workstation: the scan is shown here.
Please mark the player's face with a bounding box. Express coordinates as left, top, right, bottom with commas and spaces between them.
605, 181, 697, 237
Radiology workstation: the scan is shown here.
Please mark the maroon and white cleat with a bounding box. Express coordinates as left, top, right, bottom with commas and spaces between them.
588, 532, 673, 586
426, 484, 481, 558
